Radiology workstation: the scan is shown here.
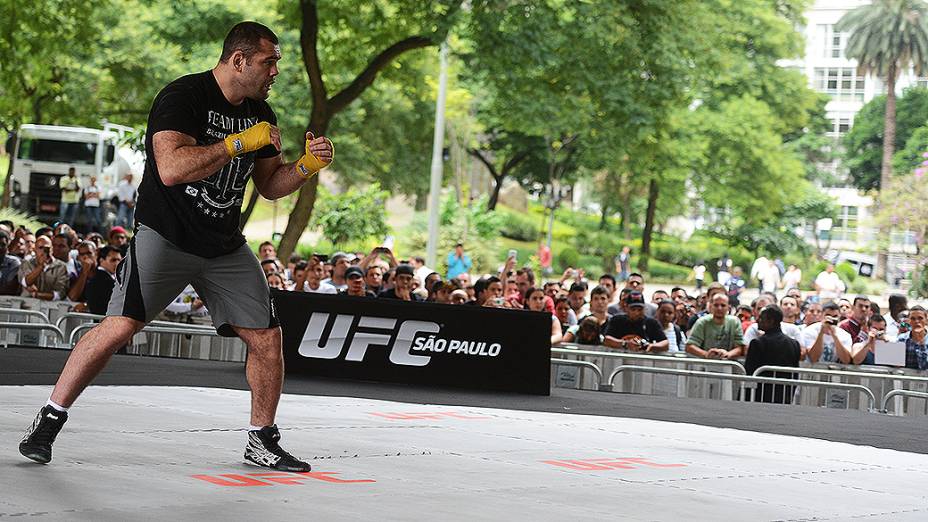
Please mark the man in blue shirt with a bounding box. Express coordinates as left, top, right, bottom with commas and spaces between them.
446, 243, 472, 280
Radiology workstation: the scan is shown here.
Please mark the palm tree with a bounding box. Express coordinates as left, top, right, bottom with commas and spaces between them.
838, 0, 928, 277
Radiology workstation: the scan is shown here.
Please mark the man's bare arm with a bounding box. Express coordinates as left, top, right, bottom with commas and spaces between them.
251, 155, 305, 200
152, 131, 233, 187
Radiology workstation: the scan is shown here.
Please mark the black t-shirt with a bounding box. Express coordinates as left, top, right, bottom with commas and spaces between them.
136, 70, 279, 258
84, 268, 116, 315
603, 314, 666, 342
378, 288, 425, 301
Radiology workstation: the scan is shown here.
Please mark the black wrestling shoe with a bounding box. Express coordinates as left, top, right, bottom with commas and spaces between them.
20, 406, 68, 464
244, 425, 311, 472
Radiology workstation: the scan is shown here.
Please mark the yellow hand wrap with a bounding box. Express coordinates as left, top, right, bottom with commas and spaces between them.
223, 121, 273, 158
295, 137, 333, 179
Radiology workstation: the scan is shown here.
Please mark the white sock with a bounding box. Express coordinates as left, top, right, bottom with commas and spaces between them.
45, 399, 69, 413
249, 424, 266, 432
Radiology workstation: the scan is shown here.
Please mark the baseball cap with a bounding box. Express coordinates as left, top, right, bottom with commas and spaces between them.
109, 226, 127, 236
345, 266, 364, 279
624, 291, 646, 308
395, 264, 415, 277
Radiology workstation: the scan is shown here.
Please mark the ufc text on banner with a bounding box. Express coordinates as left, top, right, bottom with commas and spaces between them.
274, 291, 551, 395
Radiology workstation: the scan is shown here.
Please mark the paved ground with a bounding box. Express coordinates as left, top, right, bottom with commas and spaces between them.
3, 384, 927, 521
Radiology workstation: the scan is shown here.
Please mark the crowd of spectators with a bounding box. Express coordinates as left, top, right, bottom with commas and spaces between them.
258, 243, 926, 382
7, 213, 925, 397
0, 218, 132, 314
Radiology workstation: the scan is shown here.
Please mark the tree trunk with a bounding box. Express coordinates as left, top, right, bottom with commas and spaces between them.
638, 178, 659, 272
239, 187, 261, 229
622, 179, 633, 241
487, 175, 503, 210
1, 131, 15, 208
877, 67, 897, 279
598, 204, 609, 230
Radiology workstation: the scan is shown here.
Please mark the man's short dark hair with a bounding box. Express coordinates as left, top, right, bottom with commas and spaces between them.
220, 22, 279, 63
823, 302, 841, 313
870, 314, 886, 325
516, 267, 535, 284
888, 294, 908, 311
288, 253, 302, 264
473, 277, 491, 296
852, 295, 870, 306
413, 256, 426, 264
0, 229, 9, 242
671, 287, 685, 295
590, 285, 609, 298
599, 274, 616, 285
759, 304, 783, 324
295, 260, 308, 271
628, 272, 643, 280
98, 245, 119, 262
259, 240, 274, 249
0, 220, 13, 230
568, 282, 587, 293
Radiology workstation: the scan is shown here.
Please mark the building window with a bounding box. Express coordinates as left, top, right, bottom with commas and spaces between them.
814, 68, 865, 101
832, 205, 859, 242
826, 115, 853, 137
819, 24, 849, 58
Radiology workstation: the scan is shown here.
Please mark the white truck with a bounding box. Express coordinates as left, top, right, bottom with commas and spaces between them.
7, 123, 143, 223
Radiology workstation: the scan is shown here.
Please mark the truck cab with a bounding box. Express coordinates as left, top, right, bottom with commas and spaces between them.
9, 124, 143, 223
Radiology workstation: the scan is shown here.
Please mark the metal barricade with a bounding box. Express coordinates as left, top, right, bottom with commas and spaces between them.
609, 365, 877, 412
882, 390, 928, 415
54, 312, 216, 332
552, 346, 744, 396
0, 322, 65, 347
550, 358, 606, 390
0, 308, 50, 323
752, 365, 928, 414
69, 323, 220, 347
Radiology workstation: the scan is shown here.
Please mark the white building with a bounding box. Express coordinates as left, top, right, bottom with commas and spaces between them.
782, 0, 920, 279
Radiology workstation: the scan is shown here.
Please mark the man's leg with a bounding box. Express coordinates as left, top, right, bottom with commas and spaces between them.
51, 316, 144, 407
20, 316, 144, 463
233, 325, 283, 427
234, 325, 309, 471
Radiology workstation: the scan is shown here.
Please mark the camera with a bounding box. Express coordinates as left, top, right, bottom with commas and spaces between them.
825, 316, 838, 325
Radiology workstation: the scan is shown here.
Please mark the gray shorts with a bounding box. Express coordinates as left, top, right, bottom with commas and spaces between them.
107, 224, 278, 337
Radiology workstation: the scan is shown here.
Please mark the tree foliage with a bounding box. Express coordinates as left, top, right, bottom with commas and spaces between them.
311, 183, 389, 247
843, 87, 928, 190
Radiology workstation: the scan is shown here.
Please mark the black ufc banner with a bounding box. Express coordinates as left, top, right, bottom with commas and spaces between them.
273, 290, 551, 395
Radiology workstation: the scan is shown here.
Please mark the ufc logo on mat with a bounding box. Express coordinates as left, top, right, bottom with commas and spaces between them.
541, 458, 687, 471
192, 471, 375, 487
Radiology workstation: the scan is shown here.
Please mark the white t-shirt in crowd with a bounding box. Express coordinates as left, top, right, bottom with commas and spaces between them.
761, 264, 781, 293
693, 265, 706, 281
305, 281, 337, 294
116, 179, 136, 204
83, 183, 101, 207
782, 268, 802, 289
814, 271, 844, 300
663, 324, 685, 353
320, 278, 347, 292
800, 322, 852, 363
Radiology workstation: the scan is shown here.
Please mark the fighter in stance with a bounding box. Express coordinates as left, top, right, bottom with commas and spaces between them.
19, 21, 333, 471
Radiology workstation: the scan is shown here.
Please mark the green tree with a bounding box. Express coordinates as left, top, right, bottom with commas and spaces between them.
843, 87, 928, 190
274, 0, 463, 260
838, 0, 928, 193
312, 183, 389, 247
